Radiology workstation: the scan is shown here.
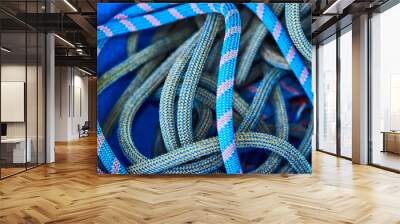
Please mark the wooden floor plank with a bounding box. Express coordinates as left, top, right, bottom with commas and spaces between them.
0, 135, 399, 224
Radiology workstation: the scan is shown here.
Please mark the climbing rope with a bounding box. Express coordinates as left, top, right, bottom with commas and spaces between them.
285, 3, 312, 61
97, 3, 313, 175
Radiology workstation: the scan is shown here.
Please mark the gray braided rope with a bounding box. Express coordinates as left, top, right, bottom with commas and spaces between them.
177, 14, 222, 146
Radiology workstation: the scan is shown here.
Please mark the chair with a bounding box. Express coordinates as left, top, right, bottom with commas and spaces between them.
78, 121, 90, 138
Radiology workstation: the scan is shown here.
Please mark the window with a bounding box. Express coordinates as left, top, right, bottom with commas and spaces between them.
370, 3, 400, 171
339, 29, 352, 158
0, 1, 47, 179
317, 37, 337, 154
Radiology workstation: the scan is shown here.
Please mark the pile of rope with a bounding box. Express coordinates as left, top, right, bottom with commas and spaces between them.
97, 3, 313, 175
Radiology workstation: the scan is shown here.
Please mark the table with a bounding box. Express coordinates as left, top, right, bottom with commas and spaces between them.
1, 138, 31, 164
382, 131, 400, 154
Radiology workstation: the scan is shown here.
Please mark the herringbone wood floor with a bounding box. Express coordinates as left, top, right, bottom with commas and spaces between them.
1, 135, 400, 224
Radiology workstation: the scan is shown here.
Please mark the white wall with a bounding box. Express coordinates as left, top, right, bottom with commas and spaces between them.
1, 65, 25, 81
1, 65, 35, 138
1, 65, 25, 130
54, 67, 89, 141
72, 73, 89, 138
1, 82, 25, 122
55, 66, 69, 141
1, 63, 46, 164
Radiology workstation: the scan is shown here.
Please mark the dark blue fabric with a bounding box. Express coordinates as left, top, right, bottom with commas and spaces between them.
98, 3, 133, 25
98, 7, 158, 167
98, 34, 128, 77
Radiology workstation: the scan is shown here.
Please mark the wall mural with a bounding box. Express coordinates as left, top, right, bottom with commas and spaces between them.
97, 3, 313, 175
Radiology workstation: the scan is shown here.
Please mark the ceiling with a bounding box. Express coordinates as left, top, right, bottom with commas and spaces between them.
0, 0, 96, 73
1, 0, 398, 74
311, 0, 393, 44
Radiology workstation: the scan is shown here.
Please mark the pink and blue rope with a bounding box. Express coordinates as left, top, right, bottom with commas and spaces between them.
97, 122, 127, 174
97, 3, 312, 174
244, 3, 312, 102
99, 3, 243, 174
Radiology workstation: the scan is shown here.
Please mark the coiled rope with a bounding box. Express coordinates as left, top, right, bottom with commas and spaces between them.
97, 3, 312, 174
